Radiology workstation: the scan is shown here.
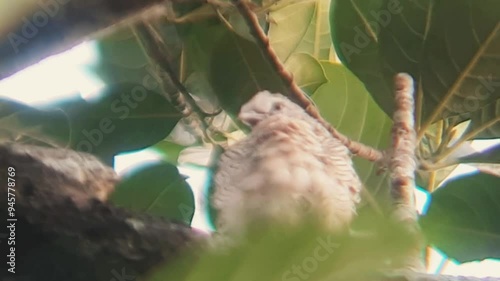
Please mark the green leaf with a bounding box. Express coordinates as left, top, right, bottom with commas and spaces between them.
285, 53, 328, 94
330, 0, 395, 116
43, 83, 182, 159
111, 162, 195, 224
180, 23, 228, 104
331, 0, 500, 137
420, 172, 500, 262
312, 62, 392, 196
209, 32, 287, 116
147, 215, 413, 281
187, 19, 328, 117
90, 28, 150, 86
0, 84, 181, 163
269, 0, 333, 61
90, 24, 182, 94
227, 9, 269, 43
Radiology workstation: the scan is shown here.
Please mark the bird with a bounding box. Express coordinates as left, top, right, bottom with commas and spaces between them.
212, 91, 362, 242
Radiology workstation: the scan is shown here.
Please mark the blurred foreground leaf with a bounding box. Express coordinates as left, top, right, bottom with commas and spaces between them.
147, 216, 413, 281
421, 172, 500, 262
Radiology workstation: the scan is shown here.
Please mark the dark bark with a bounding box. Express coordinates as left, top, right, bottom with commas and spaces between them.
0, 143, 203, 281
0, 0, 201, 81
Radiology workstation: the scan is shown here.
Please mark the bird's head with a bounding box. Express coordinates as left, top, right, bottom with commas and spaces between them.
238, 91, 304, 127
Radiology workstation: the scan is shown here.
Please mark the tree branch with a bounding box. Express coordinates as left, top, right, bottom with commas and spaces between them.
133, 21, 224, 145
0, 143, 205, 280
388, 73, 424, 271
0, 0, 203, 80
229, 0, 383, 162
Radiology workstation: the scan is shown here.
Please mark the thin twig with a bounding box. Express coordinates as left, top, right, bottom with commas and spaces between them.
135, 22, 220, 117
230, 0, 384, 162
133, 27, 190, 116
133, 22, 222, 143
389, 73, 425, 271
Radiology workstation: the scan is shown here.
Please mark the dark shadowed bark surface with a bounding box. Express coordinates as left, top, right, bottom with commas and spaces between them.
0, 143, 203, 281
0, 0, 203, 80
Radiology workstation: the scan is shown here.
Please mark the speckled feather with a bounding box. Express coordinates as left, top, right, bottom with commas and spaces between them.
212, 91, 362, 239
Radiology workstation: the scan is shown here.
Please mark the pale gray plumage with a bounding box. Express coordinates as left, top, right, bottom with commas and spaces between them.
212, 91, 362, 240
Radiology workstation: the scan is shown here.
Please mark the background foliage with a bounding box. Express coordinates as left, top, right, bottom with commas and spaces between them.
0, 0, 499, 277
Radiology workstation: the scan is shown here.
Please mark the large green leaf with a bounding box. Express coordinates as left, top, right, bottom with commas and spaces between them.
330, 0, 395, 117
184, 6, 330, 116
285, 53, 328, 94
176, 3, 269, 102
57, 83, 182, 158
312, 62, 392, 197
0, 84, 182, 161
89, 24, 182, 95
269, 0, 333, 61
111, 162, 195, 224
179, 23, 229, 104
420, 172, 500, 262
209, 32, 288, 116
331, 0, 500, 138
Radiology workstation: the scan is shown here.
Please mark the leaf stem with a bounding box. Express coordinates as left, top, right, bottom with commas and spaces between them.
427, 171, 436, 192
415, 78, 424, 132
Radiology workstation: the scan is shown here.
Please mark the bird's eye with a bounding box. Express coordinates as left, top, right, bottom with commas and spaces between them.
272, 103, 283, 111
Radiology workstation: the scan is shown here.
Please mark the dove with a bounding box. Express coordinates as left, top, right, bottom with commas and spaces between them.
212, 91, 362, 241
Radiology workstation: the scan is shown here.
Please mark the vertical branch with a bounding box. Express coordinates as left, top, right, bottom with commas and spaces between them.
230, 0, 383, 162
389, 73, 425, 272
